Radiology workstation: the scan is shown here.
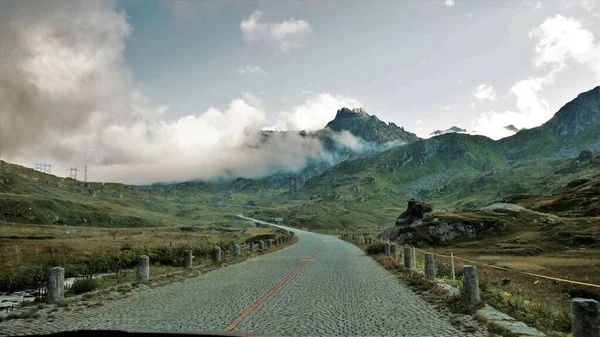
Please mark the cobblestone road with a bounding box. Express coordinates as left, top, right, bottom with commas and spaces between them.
1, 226, 485, 336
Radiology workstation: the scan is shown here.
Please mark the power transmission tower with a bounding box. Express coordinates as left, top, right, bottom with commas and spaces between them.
67, 167, 78, 180
83, 165, 88, 182
43, 163, 52, 174
34, 163, 44, 172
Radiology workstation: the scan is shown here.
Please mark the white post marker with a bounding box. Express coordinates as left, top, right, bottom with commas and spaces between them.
450, 252, 456, 281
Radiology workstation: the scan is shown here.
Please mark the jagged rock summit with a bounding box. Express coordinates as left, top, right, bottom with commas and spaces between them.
326, 107, 420, 144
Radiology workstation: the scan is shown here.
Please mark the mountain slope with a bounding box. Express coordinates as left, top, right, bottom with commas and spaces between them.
498, 86, 600, 159
249, 86, 600, 230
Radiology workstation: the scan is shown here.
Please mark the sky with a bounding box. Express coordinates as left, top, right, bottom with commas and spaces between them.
0, 0, 599, 184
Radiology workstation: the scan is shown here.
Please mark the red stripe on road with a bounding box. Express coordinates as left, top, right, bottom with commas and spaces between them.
223, 243, 324, 331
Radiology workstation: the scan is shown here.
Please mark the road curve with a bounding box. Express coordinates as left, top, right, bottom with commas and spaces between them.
1, 224, 483, 337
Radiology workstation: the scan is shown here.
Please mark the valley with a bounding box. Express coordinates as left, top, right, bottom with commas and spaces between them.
1, 86, 599, 336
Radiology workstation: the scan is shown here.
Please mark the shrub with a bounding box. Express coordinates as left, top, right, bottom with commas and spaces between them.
435, 262, 463, 279
70, 278, 98, 295
445, 294, 484, 314
366, 243, 385, 255
436, 263, 454, 278
479, 279, 490, 292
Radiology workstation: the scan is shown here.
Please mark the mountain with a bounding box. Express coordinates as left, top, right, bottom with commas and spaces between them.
498, 86, 600, 159
325, 108, 420, 144
430, 126, 467, 136
250, 86, 600, 229
248, 107, 420, 190
503, 125, 519, 133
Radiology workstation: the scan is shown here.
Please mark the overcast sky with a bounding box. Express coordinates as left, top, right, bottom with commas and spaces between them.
1, 0, 599, 183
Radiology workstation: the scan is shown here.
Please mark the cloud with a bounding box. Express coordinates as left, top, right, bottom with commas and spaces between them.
474, 84, 497, 101
238, 64, 266, 75
470, 15, 600, 140
268, 93, 362, 131
445, 0, 455, 7
416, 119, 423, 125
442, 104, 457, 111
529, 15, 600, 79
240, 10, 312, 52
0, 1, 369, 184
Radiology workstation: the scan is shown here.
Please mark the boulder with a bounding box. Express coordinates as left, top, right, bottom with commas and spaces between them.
395, 199, 433, 226
578, 150, 593, 161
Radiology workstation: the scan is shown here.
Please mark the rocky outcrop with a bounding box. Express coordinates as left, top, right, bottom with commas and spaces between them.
388, 215, 509, 246
395, 199, 433, 225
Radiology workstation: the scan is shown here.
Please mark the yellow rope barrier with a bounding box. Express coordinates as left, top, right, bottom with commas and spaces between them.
413, 247, 600, 289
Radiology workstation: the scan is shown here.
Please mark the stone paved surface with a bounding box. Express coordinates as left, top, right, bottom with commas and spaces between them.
0, 226, 485, 336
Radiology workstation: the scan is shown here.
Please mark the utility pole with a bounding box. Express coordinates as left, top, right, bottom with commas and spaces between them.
83, 165, 88, 182
67, 167, 78, 180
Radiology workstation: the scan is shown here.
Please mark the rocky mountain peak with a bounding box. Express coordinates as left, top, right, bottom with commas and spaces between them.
334, 107, 370, 119
326, 107, 420, 144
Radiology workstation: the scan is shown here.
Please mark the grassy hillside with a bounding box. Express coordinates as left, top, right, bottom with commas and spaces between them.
0, 160, 266, 228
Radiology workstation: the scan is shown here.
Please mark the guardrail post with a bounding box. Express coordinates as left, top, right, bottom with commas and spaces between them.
136, 255, 150, 282
258, 240, 265, 250
390, 243, 398, 261
249, 242, 255, 252
424, 253, 435, 280
213, 246, 222, 262
463, 265, 480, 302
359, 236, 365, 244
383, 242, 391, 255
571, 298, 600, 337
47, 267, 65, 304
184, 250, 193, 269
233, 244, 241, 258
403, 247, 413, 269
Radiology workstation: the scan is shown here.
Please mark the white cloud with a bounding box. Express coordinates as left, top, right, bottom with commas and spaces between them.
0, 1, 365, 184
240, 10, 312, 52
474, 84, 497, 101
442, 104, 457, 111
529, 15, 600, 79
238, 64, 266, 75
470, 15, 600, 140
269, 93, 362, 131
472, 75, 555, 139
445, 0, 455, 7
416, 119, 423, 125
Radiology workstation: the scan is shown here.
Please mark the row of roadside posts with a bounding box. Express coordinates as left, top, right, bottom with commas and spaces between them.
340, 234, 600, 337
43, 231, 296, 305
